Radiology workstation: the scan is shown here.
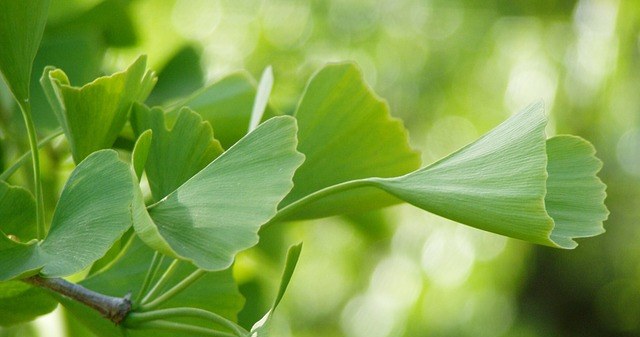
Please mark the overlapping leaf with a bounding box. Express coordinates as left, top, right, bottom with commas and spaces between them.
278, 63, 421, 219
41, 56, 156, 162
274, 102, 608, 248
0, 0, 50, 103
0, 150, 138, 280
57, 237, 245, 337
134, 116, 305, 270
0, 182, 36, 241
130, 104, 223, 200
169, 72, 276, 148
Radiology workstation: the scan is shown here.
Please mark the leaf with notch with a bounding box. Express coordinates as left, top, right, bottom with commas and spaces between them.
134, 116, 305, 270
278, 63, 421, 219
40, 55, 156, 163
130, 104, 223, 201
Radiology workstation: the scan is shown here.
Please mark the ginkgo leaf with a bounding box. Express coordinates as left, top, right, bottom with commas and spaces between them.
130, 103, 223, 201
169, 72, 277, 148
134, 116, 304, 270
0, 150, 138, 281
251, 243, 302, 337
273, 102, 608, 248
278, 63, 421, 219
0, 182, 36, 241
57, 237, 245, 337
132, 130, 153, 181
41, 55, 156, 163
0, 0, 50, 103
0, 280, 57, 327
248, 66, 274, 133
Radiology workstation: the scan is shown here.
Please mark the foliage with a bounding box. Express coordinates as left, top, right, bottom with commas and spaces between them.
0, 1, 611, 336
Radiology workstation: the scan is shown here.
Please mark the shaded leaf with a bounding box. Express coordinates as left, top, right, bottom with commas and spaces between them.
0, 281, 58, 327
41, 56, 156, 163
0, 150, 137, 280
545, 135, 608, 247
0, 182, 36, 241
135, 116, 304, 270
250, 243, 302, 336
58, 237, 245, 337
130, 104, 223, 200
170, 72, 277, 148
147, 45, 204, 105
274, 103, 608, 248
278, 63, 421, 219
0, 0, 50, 103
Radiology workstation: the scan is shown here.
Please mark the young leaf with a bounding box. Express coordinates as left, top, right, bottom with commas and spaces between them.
248, 66, 274, 133
169, 72, 276, 148
250, 243, 302, 336
134, 116, 305, 270
57, 237, 245, 337
0, 182, 36, 241
0, 281, 58, 327
279, 63, 421, 219
130, 104, 223, 201
40, 56, 157, 163
0, 0, 50, 103
274, 103, 608, 248
0, 150, 139, 280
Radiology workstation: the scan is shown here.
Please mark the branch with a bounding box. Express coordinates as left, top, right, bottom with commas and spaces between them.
24, 275, 132, 325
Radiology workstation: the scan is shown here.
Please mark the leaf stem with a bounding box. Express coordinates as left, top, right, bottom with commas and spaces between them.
24, 275, 131, 324
266, 179, 375, 227
18, 102, 45, 239
139, 269, 207, 311
125, 307, 249, 337
126, 320, 236, 337
136, 252, 165, 303
0, 129, 63, 181
140, 258, 180, 305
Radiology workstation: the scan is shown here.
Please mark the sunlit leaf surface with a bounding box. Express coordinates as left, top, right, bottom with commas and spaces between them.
41, 56, 156, 162
131, 104, 223, 200
134, 116, 304, 270
279, 63, 421, 219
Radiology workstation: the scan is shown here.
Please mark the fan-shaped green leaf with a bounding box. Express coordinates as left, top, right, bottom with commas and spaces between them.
274, 103, 608, 248
278, 63, 421, 219
0, 150, 138, 280
57, 237, 245, 337
134, 116, 304, 270
251, 243, 302, 337
40, 56, 156, 163
130, 104, 223, 200
0, 281, 57, 327
545, 135, 608, 247
0, 182, 36, 241
132, 130, 153, 181
0, 0, 50, 103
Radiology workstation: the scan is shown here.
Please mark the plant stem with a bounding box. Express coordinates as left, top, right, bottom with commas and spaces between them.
136, 252, 164, 302
125, 307, 249, 337
139, 269, 207, 311
24, 275, 131, 324
0, 129, 63, 181
140, 258, 180, 305
126, 320, 236, 337
18, 102, 45, 239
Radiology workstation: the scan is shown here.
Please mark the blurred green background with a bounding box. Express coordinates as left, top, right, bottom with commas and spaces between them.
1, 0, 639, 336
